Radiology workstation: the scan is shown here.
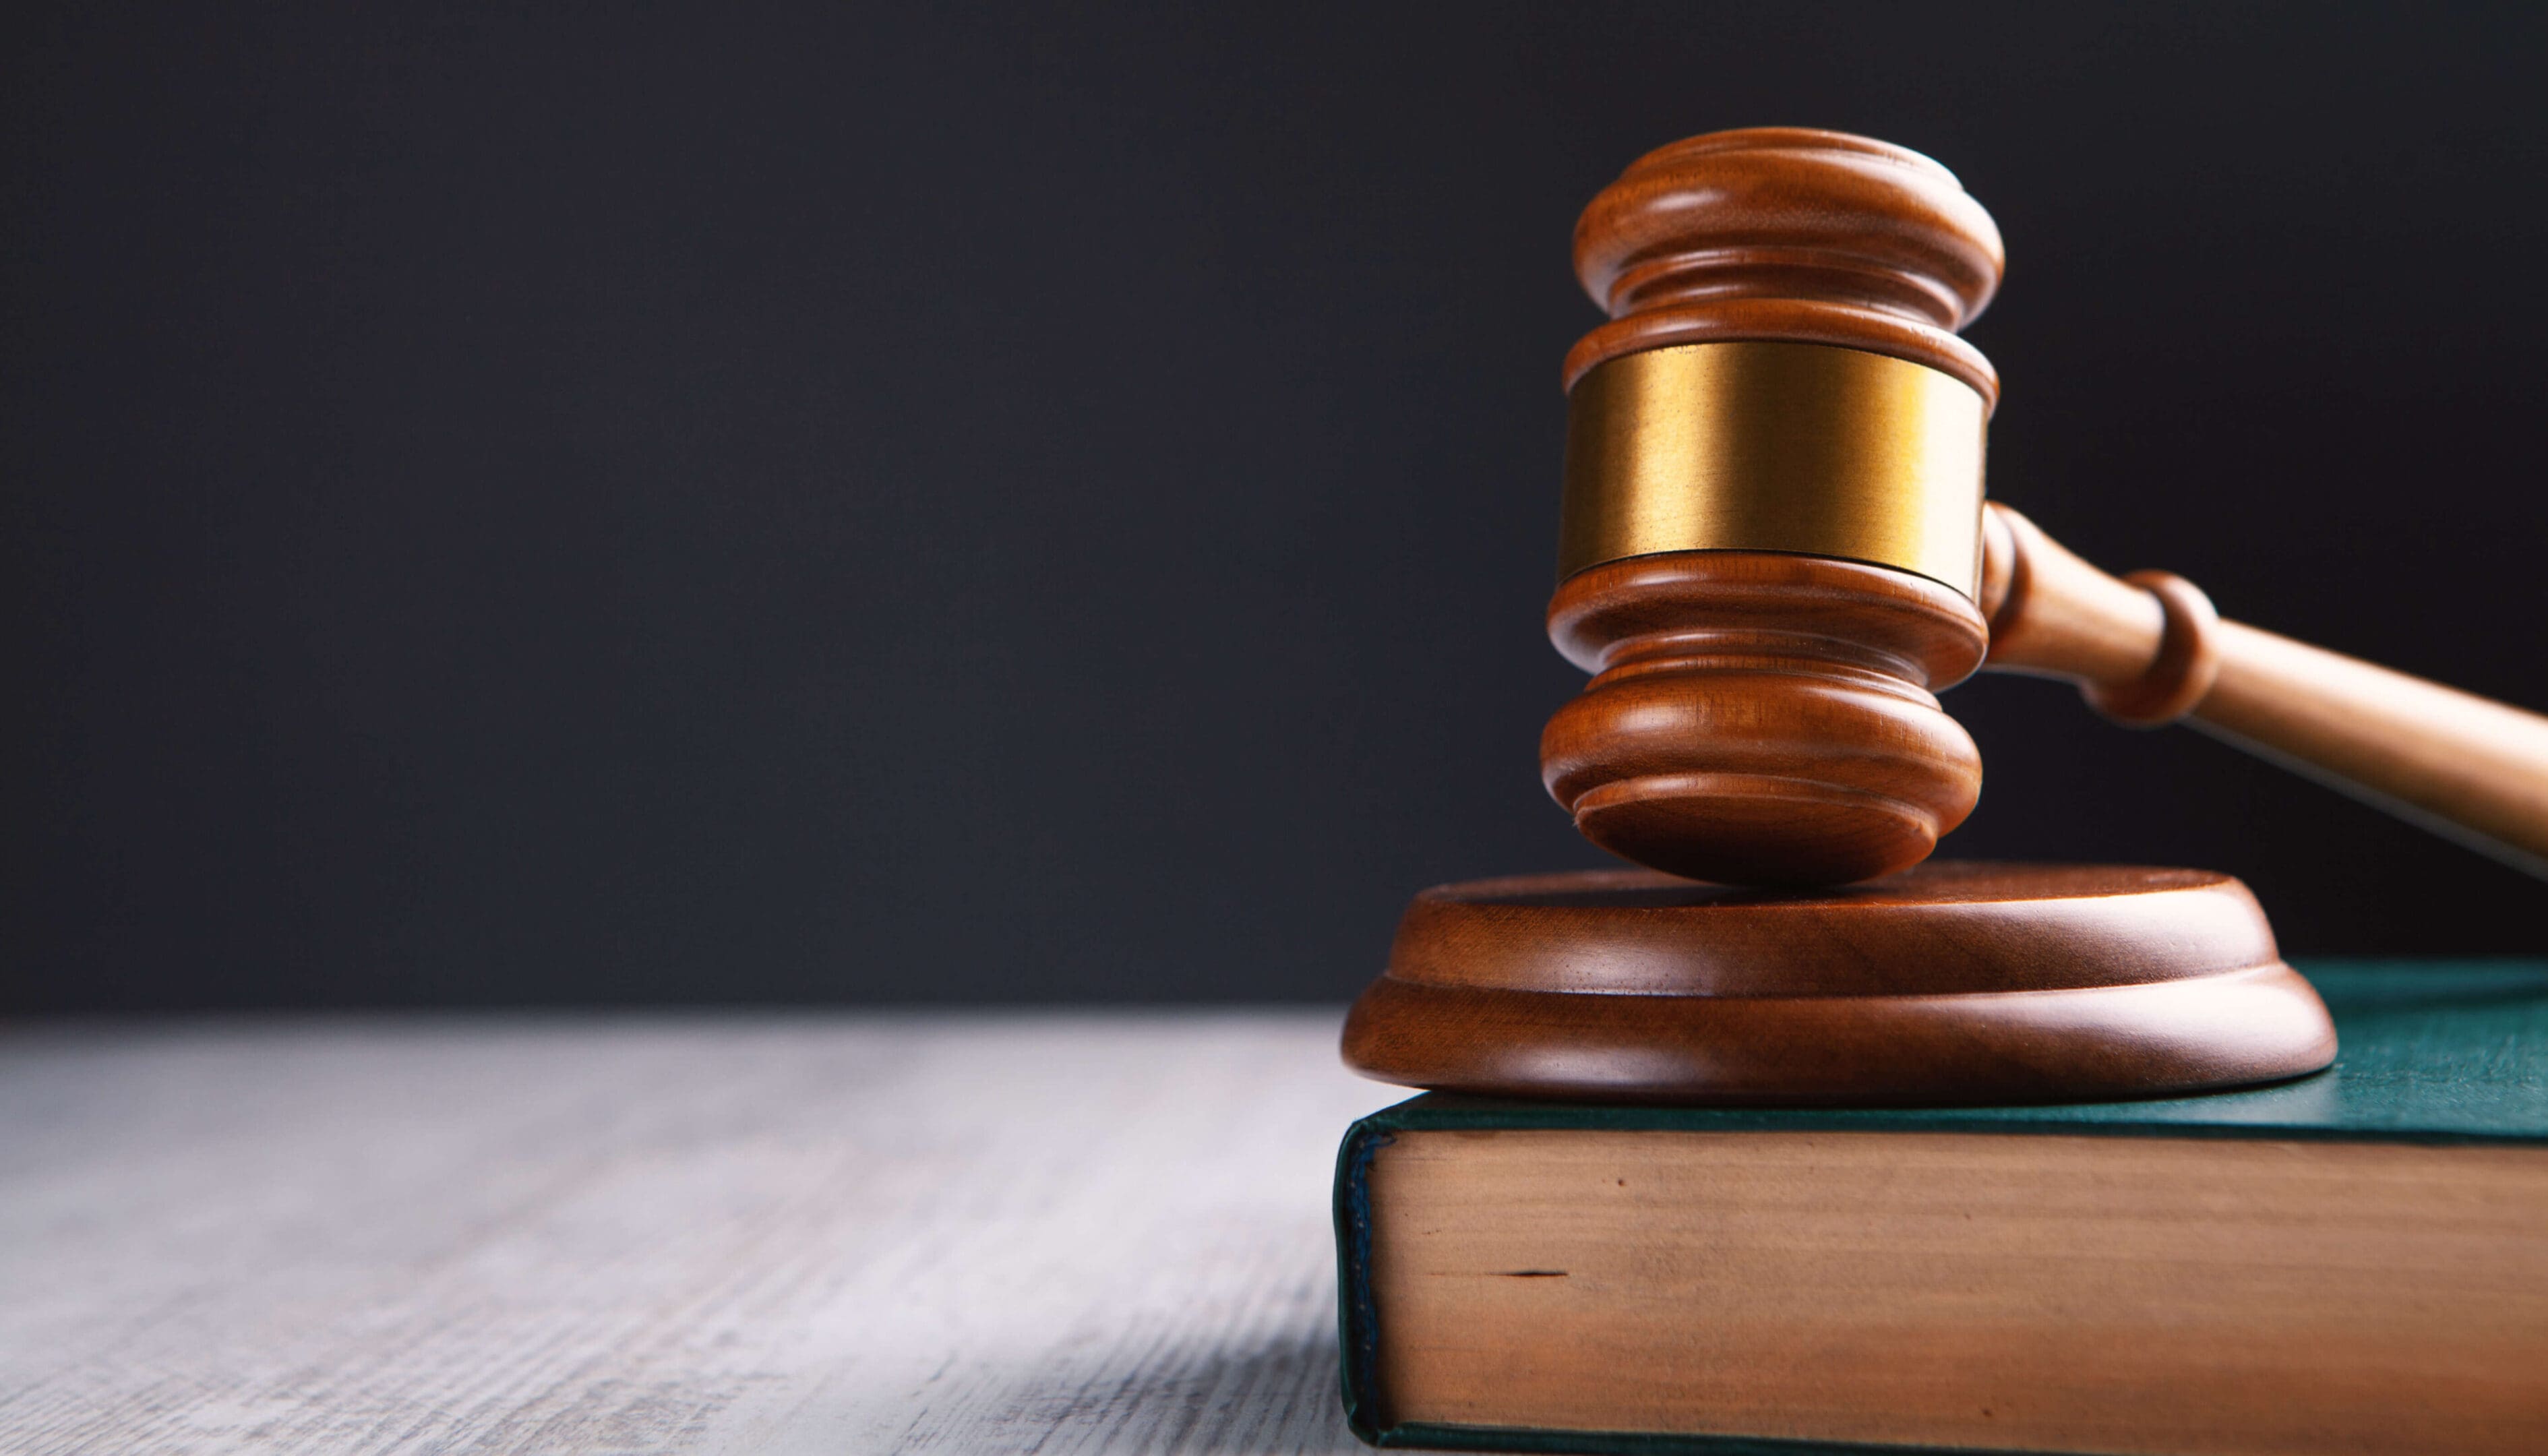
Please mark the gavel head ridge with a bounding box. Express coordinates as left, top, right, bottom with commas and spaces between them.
1540, 127, 2009, 888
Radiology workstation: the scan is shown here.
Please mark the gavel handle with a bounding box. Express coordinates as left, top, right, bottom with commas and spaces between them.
1978, 503, 2548, 878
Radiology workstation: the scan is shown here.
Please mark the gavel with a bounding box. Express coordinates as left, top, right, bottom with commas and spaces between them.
1540, 127, 2548, 888
1341, 124, 2532, 1105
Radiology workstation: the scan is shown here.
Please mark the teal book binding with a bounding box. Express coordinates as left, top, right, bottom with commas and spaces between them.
1333, 961, 2548, 1455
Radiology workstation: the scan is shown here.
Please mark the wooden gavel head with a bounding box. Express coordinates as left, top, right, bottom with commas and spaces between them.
1540, 128, 2007, 886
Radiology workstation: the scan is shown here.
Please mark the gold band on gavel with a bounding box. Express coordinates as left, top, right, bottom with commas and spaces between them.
1558, 341, 1989, 598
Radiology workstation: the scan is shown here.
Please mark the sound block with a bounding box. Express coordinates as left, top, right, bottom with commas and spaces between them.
1341, 862, 2336, 1106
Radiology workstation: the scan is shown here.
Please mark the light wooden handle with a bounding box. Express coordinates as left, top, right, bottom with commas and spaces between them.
1979, 503, 2548, 878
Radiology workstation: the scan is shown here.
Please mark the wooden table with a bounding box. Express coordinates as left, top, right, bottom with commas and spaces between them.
0, 1013, 1403, 1454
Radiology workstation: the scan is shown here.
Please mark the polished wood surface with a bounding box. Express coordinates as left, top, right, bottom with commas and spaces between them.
1544, 127, 2007, 887
1982, 502, 2548, 877
1341, 865, 2336, 1105
1547, 126, 2548, 887
1541, 551, 1987, 885
1454, 123, 2497, 1112
1565, 128, 2003, 404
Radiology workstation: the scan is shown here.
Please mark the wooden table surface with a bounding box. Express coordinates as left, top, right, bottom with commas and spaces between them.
0, 1012, 1404, 1454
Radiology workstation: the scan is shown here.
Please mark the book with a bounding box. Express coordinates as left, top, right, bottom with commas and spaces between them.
1334, 962, 2548, 1455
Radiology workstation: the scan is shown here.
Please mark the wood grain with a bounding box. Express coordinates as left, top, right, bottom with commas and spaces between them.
1368, 1128, 2548, 1455
1341, 865, 2337, 1105
1565, 127, 2004, 403
1544, 126, 2006, 888
1546, 127, 2548, 888
1982, 502, 2548, 877
1540, 550, 1988, 886
0, 1014, 1397, 1455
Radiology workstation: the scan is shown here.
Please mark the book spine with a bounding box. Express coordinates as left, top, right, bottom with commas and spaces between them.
1332, 1115, 1392, 1445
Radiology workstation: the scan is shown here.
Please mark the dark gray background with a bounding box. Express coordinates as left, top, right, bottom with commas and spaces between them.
7, 4, 2547, 1011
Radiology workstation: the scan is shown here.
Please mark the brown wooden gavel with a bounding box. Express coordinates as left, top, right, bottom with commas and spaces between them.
1541, 128, 2548, 888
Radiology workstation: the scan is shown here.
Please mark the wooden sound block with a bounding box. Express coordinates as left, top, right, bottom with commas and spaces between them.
1341, 862, 2336, 1106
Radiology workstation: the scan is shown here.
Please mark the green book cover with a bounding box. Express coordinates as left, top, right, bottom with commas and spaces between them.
1333, 961, 2548, 1455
